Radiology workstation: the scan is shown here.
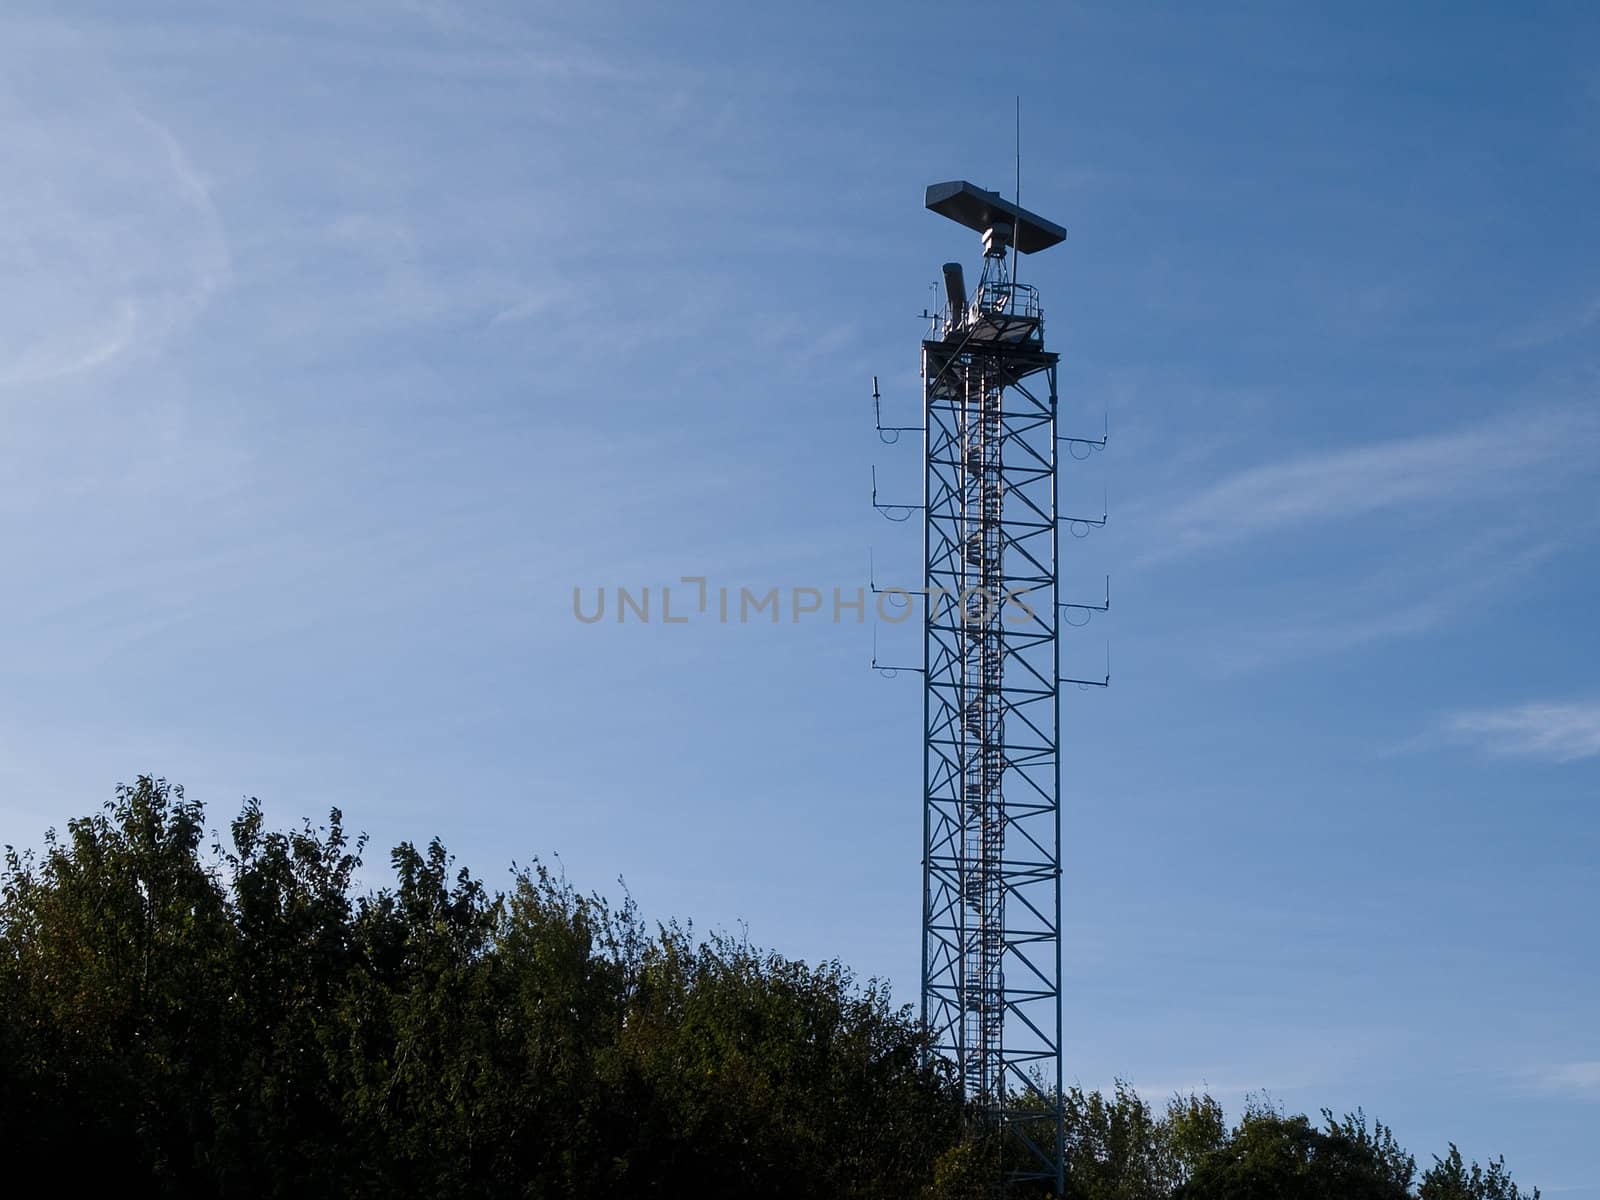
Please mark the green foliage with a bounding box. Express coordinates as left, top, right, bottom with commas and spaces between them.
0, 779, 953, 1197
1060, 1081, 1183, 1198
1, 778, 234, 1186
1419, 1146, 1541, 1200
0, 779, 1543, 1199
1173, 1107, 1414, 1200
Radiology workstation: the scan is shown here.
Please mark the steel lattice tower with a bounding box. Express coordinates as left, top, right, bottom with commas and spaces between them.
920, 181, 1070, 1193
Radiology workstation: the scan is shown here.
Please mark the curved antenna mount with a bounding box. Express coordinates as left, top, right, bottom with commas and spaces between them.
1060, 576, 1111, 627
1059, 411, 1109, 460
1060, 644, 1111, 689
873, 374, 922, 444
872, 464, 923, 523
871, 621, 923, 678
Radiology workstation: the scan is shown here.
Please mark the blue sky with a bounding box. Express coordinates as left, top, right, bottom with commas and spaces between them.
3, 0, 1598, 1191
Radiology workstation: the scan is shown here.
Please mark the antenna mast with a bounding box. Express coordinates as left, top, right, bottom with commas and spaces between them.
872, 176, 1107, 1194
916, 180, 1075, 1195
1012, 97, 1021, 288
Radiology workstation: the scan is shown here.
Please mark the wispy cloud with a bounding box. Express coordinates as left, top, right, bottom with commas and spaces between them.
1504, 294, 1600, 350
1527, 1061, 1600, 1098
1440, 702, 1600, 763
1218, 592, 1465, 672
1137, 409, 1595, 565
0, 34, 229, 386
1210, 528, 1568, 672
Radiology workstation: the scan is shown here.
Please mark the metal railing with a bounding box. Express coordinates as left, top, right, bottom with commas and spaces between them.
936, 280, 1045, 340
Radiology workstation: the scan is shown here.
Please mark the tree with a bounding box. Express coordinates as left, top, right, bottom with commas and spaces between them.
1420, 1146, 1541, 1200
1174, 1107, 1412, 1200
0, 778, 1546, 1200
1059, 1080, 1175, 1199
1161, 1092, 1229, 1188
0, 778, 234, 1189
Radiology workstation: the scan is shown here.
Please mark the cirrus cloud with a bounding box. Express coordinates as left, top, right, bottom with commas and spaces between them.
1441, 702, 1600, 763
0, 35, 229, 386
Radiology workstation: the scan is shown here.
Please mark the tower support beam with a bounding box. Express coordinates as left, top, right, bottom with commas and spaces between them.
920, 246, 1064, 1192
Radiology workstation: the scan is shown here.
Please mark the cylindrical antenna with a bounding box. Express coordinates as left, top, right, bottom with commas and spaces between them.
1012, 96, 1021, 291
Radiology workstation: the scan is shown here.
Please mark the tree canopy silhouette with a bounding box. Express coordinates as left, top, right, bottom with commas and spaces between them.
0, 778, 1538, 1199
